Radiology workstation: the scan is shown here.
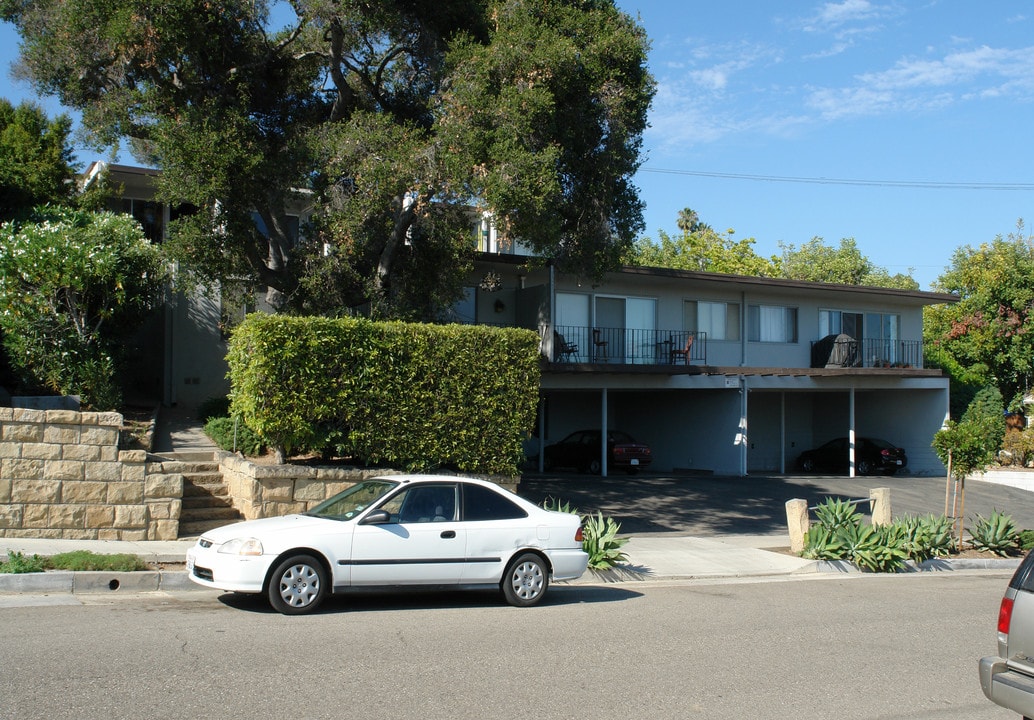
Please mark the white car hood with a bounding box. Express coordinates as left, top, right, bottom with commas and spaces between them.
200, 514, 338, 544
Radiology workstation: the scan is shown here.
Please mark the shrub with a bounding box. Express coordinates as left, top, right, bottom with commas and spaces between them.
47, 551, 147, 571
540, 498, 629, 571
197, 396, 232, 424
813, 497, 863, 530
0, 550, 46, 573
227, 315, 540, 474
581, 511, 630, 570
0, 208, 168, 409
897, 514, 955, 562
204, 416, 265, 456
1001, 429, 1034, 467
800, 524, 846, 560
969, 510, 1020, 556
1019, 529, 1034, 551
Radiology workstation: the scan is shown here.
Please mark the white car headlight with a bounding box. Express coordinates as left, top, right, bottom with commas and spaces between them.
218, 537, 264, 556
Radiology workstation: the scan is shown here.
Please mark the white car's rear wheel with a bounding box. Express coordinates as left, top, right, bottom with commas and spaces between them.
502, 553, 549, 607
268, 554, 327, 615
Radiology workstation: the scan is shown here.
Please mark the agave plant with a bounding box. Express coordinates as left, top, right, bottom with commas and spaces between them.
581, 511, 630, 570
812, 497, 863, 530
800, 524, 846, 560
897, 513, 955, 563
969, 510, 1020, 556
837, 522, 908, 573
540, 498, 629, 570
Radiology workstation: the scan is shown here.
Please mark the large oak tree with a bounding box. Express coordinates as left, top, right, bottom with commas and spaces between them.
1, 0, 654, 319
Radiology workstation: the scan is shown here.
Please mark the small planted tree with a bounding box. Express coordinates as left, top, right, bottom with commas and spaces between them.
932, 403, 1002, 548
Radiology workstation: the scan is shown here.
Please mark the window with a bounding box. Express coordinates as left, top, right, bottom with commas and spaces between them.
381, 485, 457, 523
462, 483, 528, 521
110, 198, 165, 243
819, 310, 863, 339
747, 304, 797, 343
684, 300, 740, 341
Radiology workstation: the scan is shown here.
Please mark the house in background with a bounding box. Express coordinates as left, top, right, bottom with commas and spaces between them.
91, 162, 957, 477
84, 162, 310, 410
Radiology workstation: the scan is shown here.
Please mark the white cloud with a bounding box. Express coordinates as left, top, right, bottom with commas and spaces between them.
807, 45, 1034, 118
804, 0, 886, 33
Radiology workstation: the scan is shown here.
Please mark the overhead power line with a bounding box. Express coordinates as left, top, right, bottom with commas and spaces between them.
641, 166, 1034, 191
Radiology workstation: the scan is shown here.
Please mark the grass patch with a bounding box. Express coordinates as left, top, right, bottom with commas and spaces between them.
0, 550, 149, 574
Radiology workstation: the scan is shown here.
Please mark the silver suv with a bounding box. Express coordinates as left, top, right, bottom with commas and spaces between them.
980, 550, 1034, 718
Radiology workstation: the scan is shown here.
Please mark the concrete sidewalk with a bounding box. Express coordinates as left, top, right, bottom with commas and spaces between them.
0, 532, 820, 595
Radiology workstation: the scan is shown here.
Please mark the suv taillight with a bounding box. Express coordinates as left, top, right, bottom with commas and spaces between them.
999, 596, 1015, 635
575, 526, 584, 543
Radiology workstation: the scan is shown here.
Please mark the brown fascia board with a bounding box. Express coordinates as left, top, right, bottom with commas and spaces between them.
473, 252, 959, 306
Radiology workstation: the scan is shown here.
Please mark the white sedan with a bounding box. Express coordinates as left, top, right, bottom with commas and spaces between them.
186, 474, 589, 614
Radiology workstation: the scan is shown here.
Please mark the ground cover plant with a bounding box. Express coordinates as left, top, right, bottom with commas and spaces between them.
0, 550, 148, 574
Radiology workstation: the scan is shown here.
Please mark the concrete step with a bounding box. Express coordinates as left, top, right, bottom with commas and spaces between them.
182, 494, 235, 510
180, 518, 243, 536
181, 505, 241, 522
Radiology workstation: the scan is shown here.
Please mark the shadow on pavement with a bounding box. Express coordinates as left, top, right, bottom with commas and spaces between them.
217, 585, 643, 614
518, 472, 1034, 536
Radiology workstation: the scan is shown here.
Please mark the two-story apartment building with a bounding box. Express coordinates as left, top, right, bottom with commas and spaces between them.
93, 162, 956, 478
461, 253, 956, 478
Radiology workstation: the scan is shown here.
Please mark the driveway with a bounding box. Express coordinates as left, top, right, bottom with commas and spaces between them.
518, 472, 1034, 536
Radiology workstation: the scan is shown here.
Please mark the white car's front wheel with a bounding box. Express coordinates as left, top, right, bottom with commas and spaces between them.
268, 554, 327, 615
502, 553, 549, 607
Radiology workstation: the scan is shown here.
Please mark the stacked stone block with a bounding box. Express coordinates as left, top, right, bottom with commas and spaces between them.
0, 408, 181, 541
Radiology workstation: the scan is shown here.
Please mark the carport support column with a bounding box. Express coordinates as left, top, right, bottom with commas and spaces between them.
601, 387, 608, 477
848, 388, 856, 478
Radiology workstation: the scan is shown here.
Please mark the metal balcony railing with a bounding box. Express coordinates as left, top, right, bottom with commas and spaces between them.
811, 336, 924, 369
550, 326, 706, 366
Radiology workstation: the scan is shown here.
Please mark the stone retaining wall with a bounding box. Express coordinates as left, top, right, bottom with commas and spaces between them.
0, 408, 181, 541
0, 407, 521, 541
216, 452, 519, 520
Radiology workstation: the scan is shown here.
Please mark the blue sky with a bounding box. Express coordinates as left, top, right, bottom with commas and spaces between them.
3, 1, 1034, 289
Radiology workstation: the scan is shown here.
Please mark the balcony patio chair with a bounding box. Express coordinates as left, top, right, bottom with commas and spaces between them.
554, 331, 578, 362
670, 333, 694, 364
592, 328, 609, 362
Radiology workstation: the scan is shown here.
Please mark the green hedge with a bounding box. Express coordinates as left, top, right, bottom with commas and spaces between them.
226, 315, 541, 476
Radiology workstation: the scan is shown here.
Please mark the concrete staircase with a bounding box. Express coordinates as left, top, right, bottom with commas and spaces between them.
149, 452, 242, 538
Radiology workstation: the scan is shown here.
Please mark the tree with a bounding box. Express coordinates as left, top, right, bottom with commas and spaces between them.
923, 223, 1034, 410
625, 207, 777, 276
0, 98, 77, 221
932, 389, 1004, 545
775, 238, 919, 289
628, 212, 919, 289
2, 0, 654, 320
0, 207, 169, 409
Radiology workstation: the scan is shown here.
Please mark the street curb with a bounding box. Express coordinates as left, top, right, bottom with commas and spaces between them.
0, 570, 206, 595
0, 557, 1022, 595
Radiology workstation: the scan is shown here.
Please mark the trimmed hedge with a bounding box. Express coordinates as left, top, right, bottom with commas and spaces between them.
226, 314, 541, 476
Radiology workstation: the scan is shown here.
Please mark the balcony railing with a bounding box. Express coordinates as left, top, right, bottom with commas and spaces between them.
810, 336, 924, 369
551, 326, 706, 366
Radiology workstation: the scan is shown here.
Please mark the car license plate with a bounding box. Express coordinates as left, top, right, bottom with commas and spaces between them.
896, 460, 902, 465
186, 552, 195, 573
630, 458, 639, 466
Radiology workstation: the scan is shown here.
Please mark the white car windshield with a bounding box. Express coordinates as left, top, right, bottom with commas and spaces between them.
305, 479, 400, 521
